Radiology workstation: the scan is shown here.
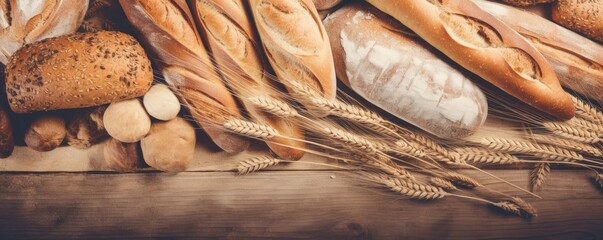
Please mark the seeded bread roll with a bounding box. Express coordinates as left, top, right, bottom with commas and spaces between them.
367, 0, 575, 120
5, 31, 153, 113
501, 0, 555, 6
552, 0, 603, 43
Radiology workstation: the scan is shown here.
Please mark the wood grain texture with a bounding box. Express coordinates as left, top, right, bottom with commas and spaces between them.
0, 170, 601, 239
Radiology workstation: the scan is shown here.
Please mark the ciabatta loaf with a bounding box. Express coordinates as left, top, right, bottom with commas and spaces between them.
191, 0, 305, 160
248, 0, 337, 116
325, 3, 488, 138
120, 0, 250, 153
367, 0, 575, 120
476, 0, 603, 103
5, 31, 153, 113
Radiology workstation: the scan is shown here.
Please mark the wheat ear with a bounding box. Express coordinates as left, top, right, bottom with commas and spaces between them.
530, 162, 550, 191
247, 96, 299, 117
511, 197, 538, 217
454, 147, 520, 165
543, 121, 601, 144
375, 174, 447, 200
492, 201, 523, 217
224, 119, 278, 139
429, 177, 457, 191
237, 156, 281, 175
392, 140, 426, 158
442, 172, 481, 188
529, 134, 603, 157
323, 127, 378, 154
594, 174, 603, 190
572, 96, 603, 123
480, 138, 583, 162
404, 133, 464, 165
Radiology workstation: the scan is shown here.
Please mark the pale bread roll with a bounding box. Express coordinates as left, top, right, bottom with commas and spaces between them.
366, 0, 575, 120
325, 3, 488, 138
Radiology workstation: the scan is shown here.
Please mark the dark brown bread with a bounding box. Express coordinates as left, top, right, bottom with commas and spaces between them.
0, 105, 14, 158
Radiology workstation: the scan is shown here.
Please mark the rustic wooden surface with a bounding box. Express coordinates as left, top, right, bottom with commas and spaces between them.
1, 169, 602, 239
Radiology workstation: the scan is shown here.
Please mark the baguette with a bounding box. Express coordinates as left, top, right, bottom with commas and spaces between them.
312, 0, 343, 10
366, 0, 575, 120
120, 0, 250, 152
191, 0, 305, 160
476, 0, 603, 103
5, 31, 153, 113
248, 0, 337, 115
501, 0, 555, 6
552, 0, 603, 43
0, 0, 88, 64
325, 3, 488, 138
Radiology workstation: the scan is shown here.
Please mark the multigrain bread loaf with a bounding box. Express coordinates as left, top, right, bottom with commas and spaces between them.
5, 31, 153, 113
0, 0, 88, 64
501, 0, 555, 6
324, 3, 488, 138
476, 0, 603, 103
248, 0, 337, 116
366, 0, 575, 120
191, 0, 305, 160
120, 0, 250, 153
552, 0, 603, 43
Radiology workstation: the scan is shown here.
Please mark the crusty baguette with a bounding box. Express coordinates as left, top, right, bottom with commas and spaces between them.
325, 2, 488, 138
0, 0, 88, 64
366, 0, 575, 120
312, 0, 343, 10
191, 0, 305, 160
5, 31, 153, 113
552, 0, 603, 43
501, 0, 555, 6
476, 0, 603, 103
248, 0, 337, 116
120, 0, 249, 153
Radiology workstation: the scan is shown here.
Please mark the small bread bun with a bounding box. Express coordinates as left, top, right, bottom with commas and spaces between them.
552, 0, 603, 43
5, 31, 153, 113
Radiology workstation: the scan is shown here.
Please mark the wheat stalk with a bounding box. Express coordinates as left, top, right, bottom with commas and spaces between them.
529, 134, 603, 157
247, 96, 299, 117
572, 96, 603, 123
237, 156, 281, 175
323, 127, 378, 154
393, 140, 426, 158
492, 201, 523, 217
442, 172, 481, 188
543, 121, 601, 144
375, 174, 447, 200
429, 177, 457, 191
454, 147, 520, 165
569, 117, 603, 135
530, 162, 550, 191
223, 119, 278, 139
286, 79, 322, 99
594, 173, 603, 190
404, 133, 464, 166
480, 138, 583, 162
511, 197, 538, 217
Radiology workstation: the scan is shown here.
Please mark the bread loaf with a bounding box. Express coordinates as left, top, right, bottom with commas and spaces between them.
5, 31, 153, 113
312, 0, 343, 10
191, 0, 305, 160
24, 113, 66, 152
0, 105, 14, 158
120, 0, 250, 152
0, 0, 88, 64
476, 0, 603, 103
248, 0, 337, 115
552, 0, 603, 43
501, 0, 554, 6
66, 106, 108, 149
366, 0, 575, 120
141, 117, 195, 172
325, 3, 488, 138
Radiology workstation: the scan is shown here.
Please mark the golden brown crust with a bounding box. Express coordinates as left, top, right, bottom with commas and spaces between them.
5, 31, 153, 113
501, 0, 555, 6
24, 113, 66, 152
552, 0, 603, 43
0, 105, 14, 158
141, 117, 195, 172
367, 0, 575, 120
192, 0, 305, 160
312, 0, 342, 10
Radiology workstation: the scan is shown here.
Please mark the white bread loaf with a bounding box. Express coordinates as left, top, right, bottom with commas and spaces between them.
476, 0, 603, 103
191, 0, 306, 160
248, 0, 337, 116
324, 3, 488, 138
366, 0, 576, 120
0, 0, 88, 64
120, 0, 250, 153
5, 31, 153, 113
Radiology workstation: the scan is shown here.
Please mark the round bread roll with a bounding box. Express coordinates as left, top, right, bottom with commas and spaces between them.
552, 0, 603, 43
5, 31, 153, 113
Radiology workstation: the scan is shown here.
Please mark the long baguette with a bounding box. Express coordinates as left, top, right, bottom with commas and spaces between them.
120, 0, 249, 153
191, 0, 305, 160
366, 0, 575, 120
475, 0, 603, 103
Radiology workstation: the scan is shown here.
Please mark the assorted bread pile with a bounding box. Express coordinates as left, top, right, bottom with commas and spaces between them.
1, 0, 602, 215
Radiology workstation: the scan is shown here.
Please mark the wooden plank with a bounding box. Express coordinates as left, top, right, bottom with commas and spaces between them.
0, 170, 601, 239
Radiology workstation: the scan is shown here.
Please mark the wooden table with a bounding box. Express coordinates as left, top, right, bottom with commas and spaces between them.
1, 167, 602, 239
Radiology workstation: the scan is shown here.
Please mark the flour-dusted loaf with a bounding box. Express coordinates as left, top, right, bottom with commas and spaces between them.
324, 3, 488, 138
552, 0, 603, 43
249, 0, 337, 116
191, 0, 306, 160
5, 31, 153, 113
120, 0, 250, 153
476, 0, 603, 103
0, 0, 88, 64
367, 0, 575, 120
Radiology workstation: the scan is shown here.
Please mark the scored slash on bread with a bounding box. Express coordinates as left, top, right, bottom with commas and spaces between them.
120, 0, 250, 153
190, 0, 306, 160
367, 0, 576, 120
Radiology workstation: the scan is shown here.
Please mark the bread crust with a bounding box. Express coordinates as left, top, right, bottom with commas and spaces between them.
366, 0, 575, 120
5, 31, 153, 113
552, 0, 603, 43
